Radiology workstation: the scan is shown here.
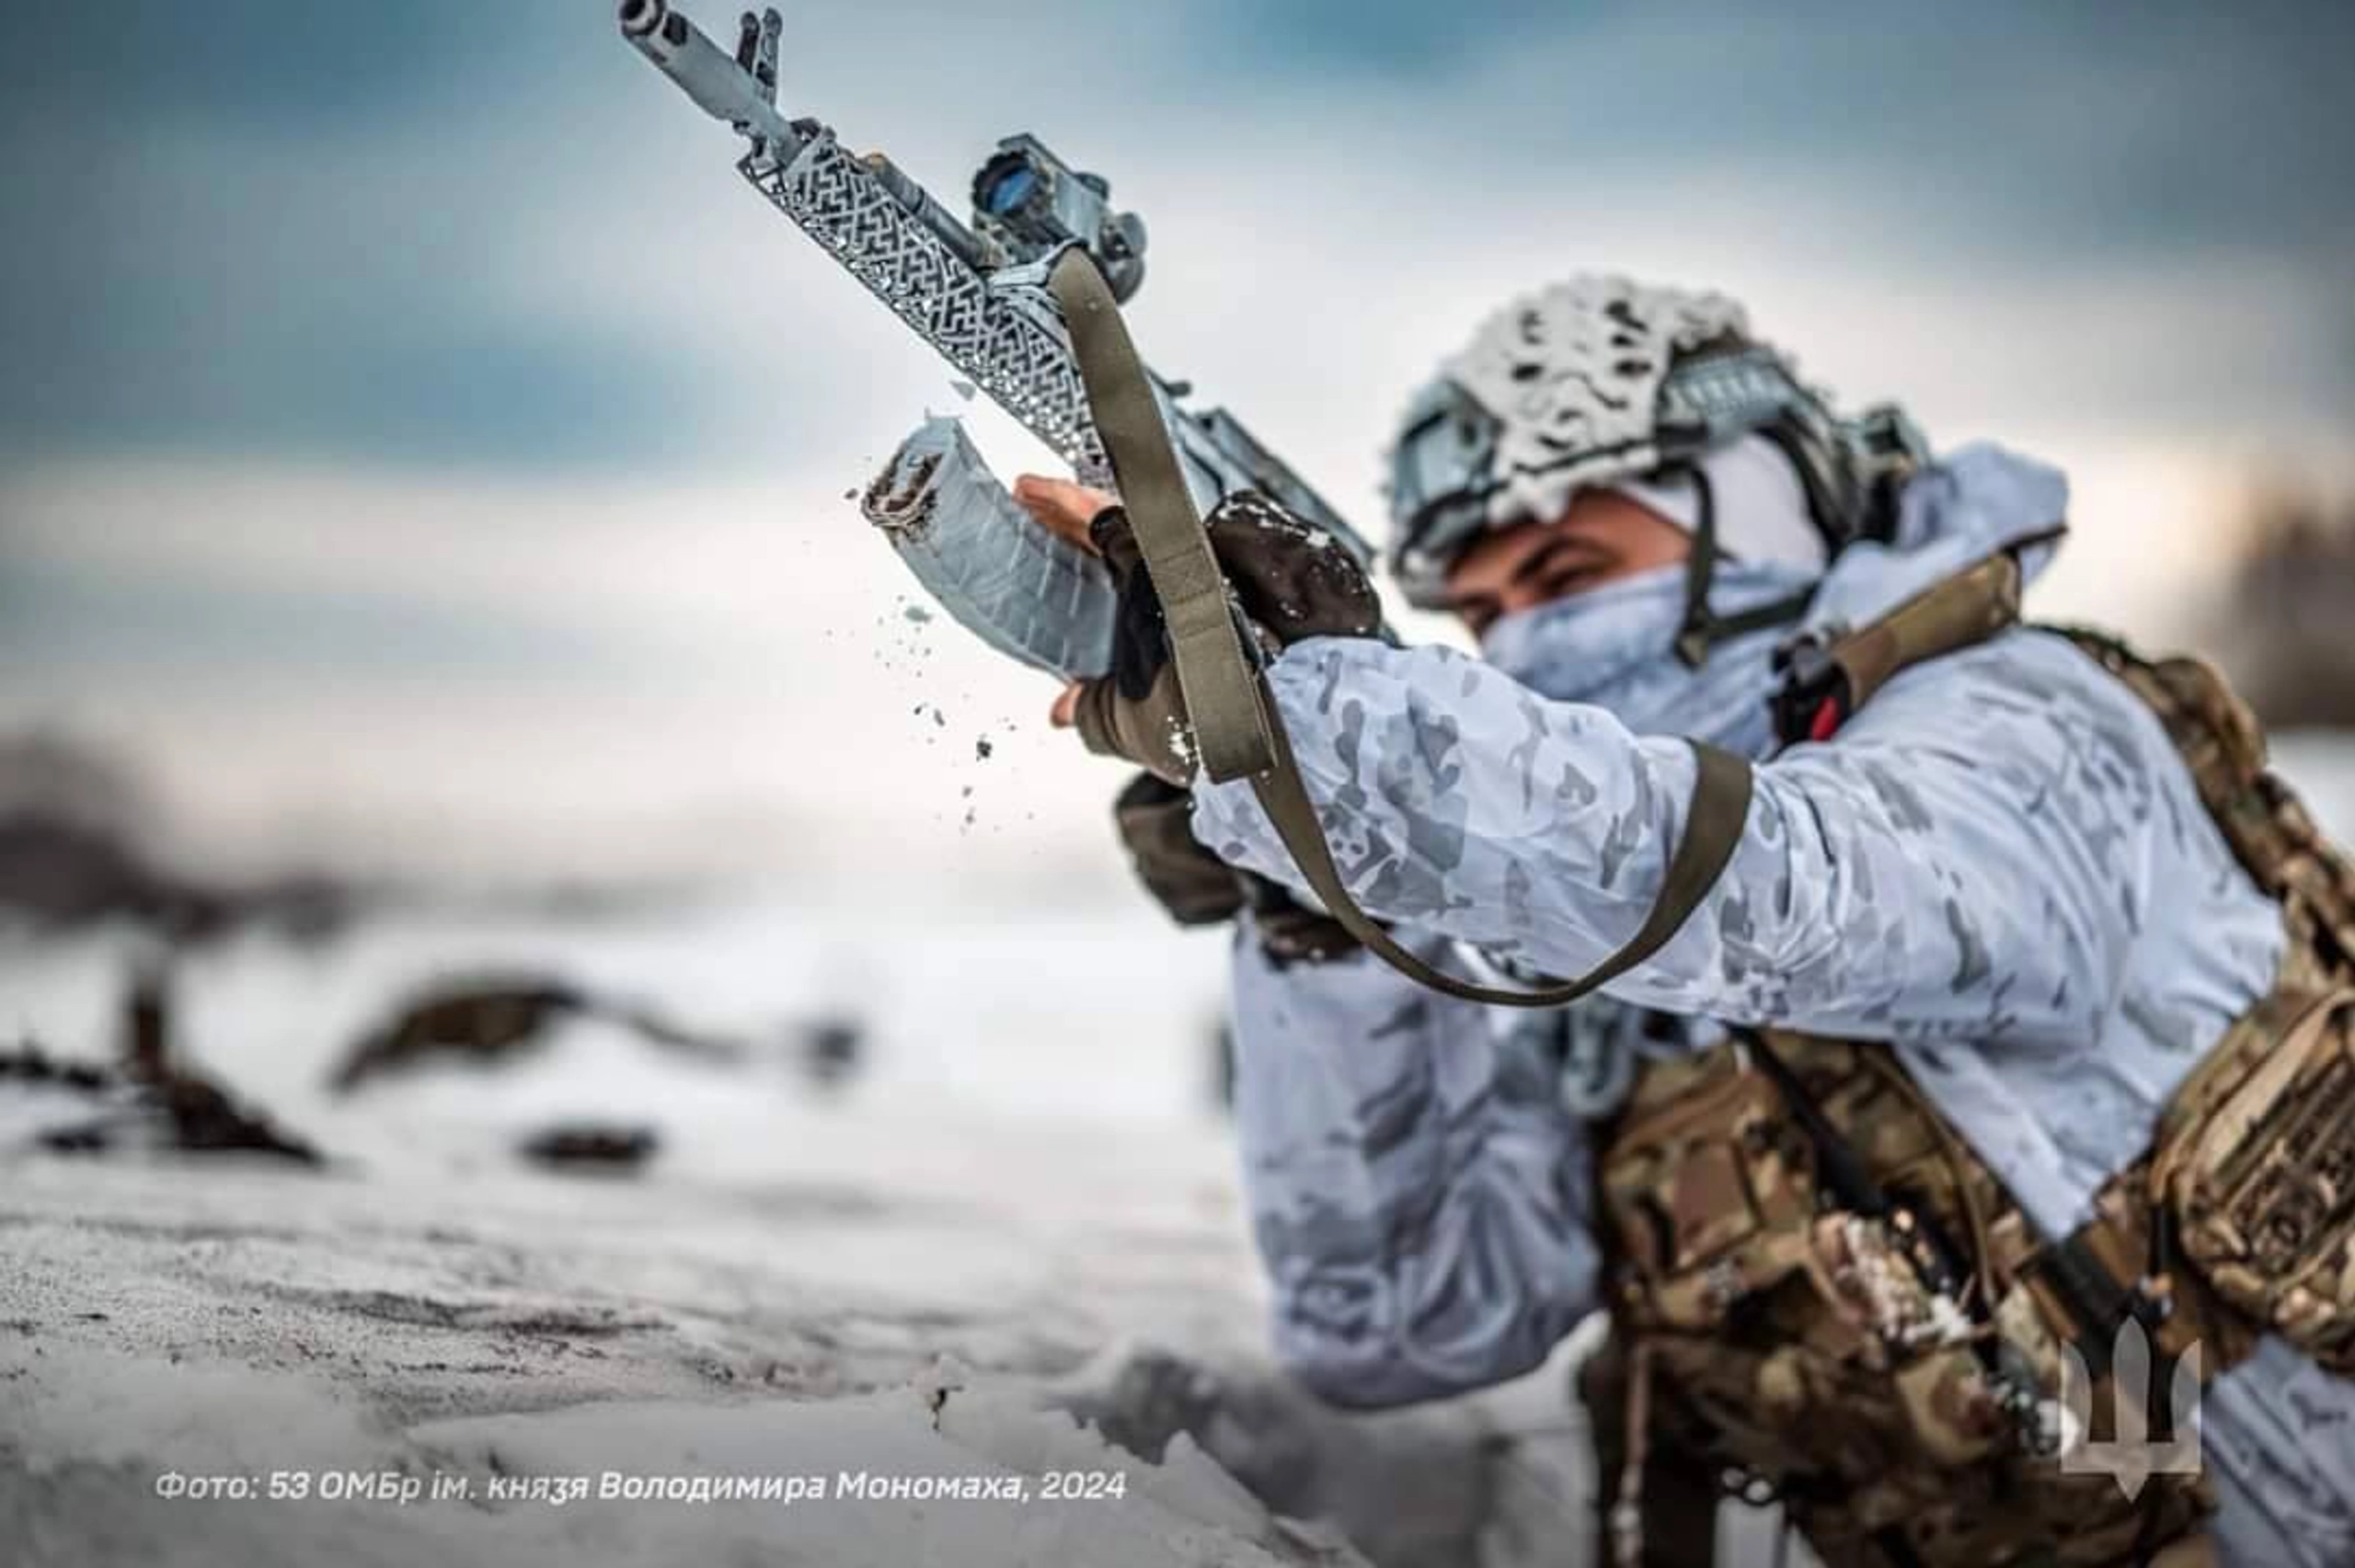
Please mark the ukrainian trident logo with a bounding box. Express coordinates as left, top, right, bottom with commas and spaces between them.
2056, 1315, 2203, 1498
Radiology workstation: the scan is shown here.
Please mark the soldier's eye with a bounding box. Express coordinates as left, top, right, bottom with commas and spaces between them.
1538, 566, 1598, 600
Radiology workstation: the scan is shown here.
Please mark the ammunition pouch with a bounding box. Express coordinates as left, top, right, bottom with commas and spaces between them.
1598, 1034, 2215, 1567
2148, 985, 2355, 1371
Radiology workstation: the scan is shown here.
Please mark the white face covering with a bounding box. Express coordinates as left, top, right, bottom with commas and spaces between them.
1477, 560, 1817, 760
1473, 435, 1825, 758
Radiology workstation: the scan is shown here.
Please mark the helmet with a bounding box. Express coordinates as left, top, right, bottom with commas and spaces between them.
1384, 274, 1926, 620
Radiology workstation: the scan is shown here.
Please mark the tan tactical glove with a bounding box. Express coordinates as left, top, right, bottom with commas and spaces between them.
1072, 491, 1384, 784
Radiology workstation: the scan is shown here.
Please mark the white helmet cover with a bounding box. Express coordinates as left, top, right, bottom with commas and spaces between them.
1384, 274, 1896, 609
1444, 275, 1750, 525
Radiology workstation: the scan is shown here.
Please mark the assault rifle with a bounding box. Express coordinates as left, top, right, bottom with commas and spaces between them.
617, 2, 1371, 678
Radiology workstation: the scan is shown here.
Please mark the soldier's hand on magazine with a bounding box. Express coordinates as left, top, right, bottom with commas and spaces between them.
1012, 476, 1383, 779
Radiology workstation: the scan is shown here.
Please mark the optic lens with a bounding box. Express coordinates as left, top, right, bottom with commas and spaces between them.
982, 166, 1037, 216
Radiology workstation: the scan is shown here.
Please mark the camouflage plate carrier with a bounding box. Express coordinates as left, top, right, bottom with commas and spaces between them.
1593, 553, 2355, 1568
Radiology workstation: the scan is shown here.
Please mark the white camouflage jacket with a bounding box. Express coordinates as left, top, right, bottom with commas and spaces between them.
1190, 446, 2355, 1567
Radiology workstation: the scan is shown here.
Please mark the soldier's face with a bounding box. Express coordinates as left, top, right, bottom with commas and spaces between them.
1439, 489, 1693, 639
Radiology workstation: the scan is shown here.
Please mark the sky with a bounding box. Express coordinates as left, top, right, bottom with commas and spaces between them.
3, 0, 2350, 895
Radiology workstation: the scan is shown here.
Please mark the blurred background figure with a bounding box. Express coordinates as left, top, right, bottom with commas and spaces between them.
2217, 490, 2355, 731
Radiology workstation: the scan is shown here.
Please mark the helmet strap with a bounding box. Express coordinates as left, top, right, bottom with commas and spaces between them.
1669, 462, 1818, 669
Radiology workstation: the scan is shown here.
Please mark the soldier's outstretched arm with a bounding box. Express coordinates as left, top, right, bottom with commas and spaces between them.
1191, 628, 2156, 1046
1227, 921, 1597, 1406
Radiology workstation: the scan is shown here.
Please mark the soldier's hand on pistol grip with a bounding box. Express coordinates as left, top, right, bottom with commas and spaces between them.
1112, 770, 1368, 965
1113, 772, 1246, 926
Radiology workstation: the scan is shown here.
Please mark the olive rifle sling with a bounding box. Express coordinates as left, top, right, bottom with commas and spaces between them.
1047, 249, 1752, 1009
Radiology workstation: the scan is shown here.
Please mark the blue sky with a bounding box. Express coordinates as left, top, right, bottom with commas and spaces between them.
3, 0, 2349, 884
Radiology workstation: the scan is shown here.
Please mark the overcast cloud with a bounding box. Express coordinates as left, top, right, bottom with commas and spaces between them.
3, 0, 2348, 887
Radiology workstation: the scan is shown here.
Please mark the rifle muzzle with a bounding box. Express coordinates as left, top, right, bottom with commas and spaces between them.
617, 1, 797, 154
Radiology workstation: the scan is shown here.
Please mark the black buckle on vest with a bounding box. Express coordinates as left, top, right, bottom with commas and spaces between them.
1771, 631, 1852, 746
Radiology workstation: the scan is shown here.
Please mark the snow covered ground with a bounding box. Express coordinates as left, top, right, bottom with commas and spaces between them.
0, 895, 1596, 1568
0, 897, 1325, 1563
5, 737, 2351, 1568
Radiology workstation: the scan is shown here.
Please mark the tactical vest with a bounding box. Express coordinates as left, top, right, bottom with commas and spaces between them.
1594, 555, 2355, 1568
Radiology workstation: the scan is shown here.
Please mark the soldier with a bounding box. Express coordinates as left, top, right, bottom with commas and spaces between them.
1016, 275, 2355, 1567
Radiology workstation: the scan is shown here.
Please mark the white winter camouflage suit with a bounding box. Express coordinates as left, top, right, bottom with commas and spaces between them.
1189, 445, 2355, 1566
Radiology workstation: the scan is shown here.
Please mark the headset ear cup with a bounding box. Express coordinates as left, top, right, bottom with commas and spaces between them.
1756, 418, 1847, 555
